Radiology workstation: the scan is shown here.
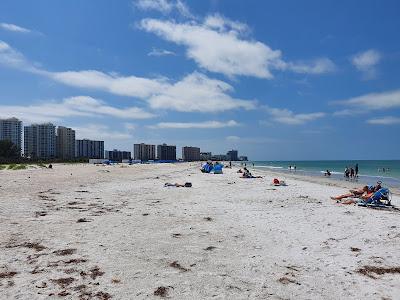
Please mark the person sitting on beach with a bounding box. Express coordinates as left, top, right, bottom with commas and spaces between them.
237, 169, 243, 173
164, 182, 192, 188
241, 169, 262, 178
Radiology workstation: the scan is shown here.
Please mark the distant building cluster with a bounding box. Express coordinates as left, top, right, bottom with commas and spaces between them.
0, 117, 249, 162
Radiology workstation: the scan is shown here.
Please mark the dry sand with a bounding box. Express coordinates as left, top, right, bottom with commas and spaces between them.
0, 162, 399, 299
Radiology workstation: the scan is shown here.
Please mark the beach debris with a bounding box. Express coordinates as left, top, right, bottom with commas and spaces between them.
89, 266, 105, 280
204, 246, 216, 251
51, 277, 75, 288
0, 271, 18, 279
64, 258, 88, 265
35, 281, 48, 288
20, 242, 46, 252
94, 291, 112, 300
35, 211, 47, 217
356, 266, 400, 279
350, 247, 361, 252
58, 290, 70, 297
53, 248, 77, 256
111, 278, 121, 284
77, 218, 91, 223
154, 286, 172, 297
142, 213, 149, 216
169, 261, 189, 272
171, 233, 182, 238
278, 277, 297, 284
204, 217, 213, 221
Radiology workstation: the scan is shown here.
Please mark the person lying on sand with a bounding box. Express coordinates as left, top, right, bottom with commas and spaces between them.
332, 181, 382, 201
272, 178, 287, 186
164, 182, 192, 188
241, 168, 262, 178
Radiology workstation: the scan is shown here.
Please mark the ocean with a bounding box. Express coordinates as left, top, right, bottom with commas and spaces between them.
249, 160, 400, 188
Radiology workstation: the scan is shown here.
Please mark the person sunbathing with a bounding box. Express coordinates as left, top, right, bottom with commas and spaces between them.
331, 185, 372, 200
164, 182, 192, 187
241, 168, 262, 178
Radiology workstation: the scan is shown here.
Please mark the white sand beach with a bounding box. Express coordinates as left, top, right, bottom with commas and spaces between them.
0, 163, 399, 299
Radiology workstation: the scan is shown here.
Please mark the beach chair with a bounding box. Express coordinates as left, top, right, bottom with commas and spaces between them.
358, 188, 392, 208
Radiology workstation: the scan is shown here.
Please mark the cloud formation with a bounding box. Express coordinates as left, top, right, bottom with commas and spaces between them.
140, 15, 336, 78
367, 116, 400, 125
0, 96, 155, 124
147, 72, 255, 112
74, 124, 134, 140
351, 49, 381, 79
335, 89, 400, 111
148, 47, 176, 56
134, 0, 193, 18
0, 22, 31, 33
0, 41, 255, 113
264, 106, 325, 125
150, 120, 239, 129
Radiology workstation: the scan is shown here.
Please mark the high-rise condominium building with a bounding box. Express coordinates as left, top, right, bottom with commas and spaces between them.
134, 143, 156, 161
105, 149, 131, 162
56, 126, 76, 160
0, 117, 22, 151
227, 150, 239, 161
157, 143, 176, 161
24, 123, 56, 159
76, 139, 104, 159
182, 146, 200, 161
200, 152, 212, 161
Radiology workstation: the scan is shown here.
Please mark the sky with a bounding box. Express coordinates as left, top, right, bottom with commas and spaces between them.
0, 0, 399, 160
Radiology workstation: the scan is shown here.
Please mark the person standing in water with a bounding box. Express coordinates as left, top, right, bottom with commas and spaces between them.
355, 163, 359, 178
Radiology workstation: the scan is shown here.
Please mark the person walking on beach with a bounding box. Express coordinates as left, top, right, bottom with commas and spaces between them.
350, 167, 355, 179
344, 167, 350, 179
355, 163, 359, 178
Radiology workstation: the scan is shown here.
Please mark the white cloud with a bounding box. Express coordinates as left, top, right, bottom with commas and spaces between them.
226, 135, 240, 141
140, 16, 335, 78
140, 17, 281, 78
285, 58, 336, 74
335, 89, 400, 111
351, 49, 381, 79
264, 106, 325, 125
50, 70, 168, 98
74, 124, 133, 140
147, 72, 255, 112
367, 116, 400, 125
0, 96, 155, 124
150, 120, 239, 129
134, 0, 193, 17
0, 41, 255, 113
0, 40, 41, 72
148, 47, 176, 56
0, 23, 31, 33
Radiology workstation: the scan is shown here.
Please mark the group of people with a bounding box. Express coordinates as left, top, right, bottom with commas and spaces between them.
344, 164, 359, 180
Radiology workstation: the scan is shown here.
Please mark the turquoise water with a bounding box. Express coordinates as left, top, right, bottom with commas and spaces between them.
250, 160, 400, 188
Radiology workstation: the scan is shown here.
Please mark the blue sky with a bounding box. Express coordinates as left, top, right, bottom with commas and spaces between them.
0, 0, 399, 160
